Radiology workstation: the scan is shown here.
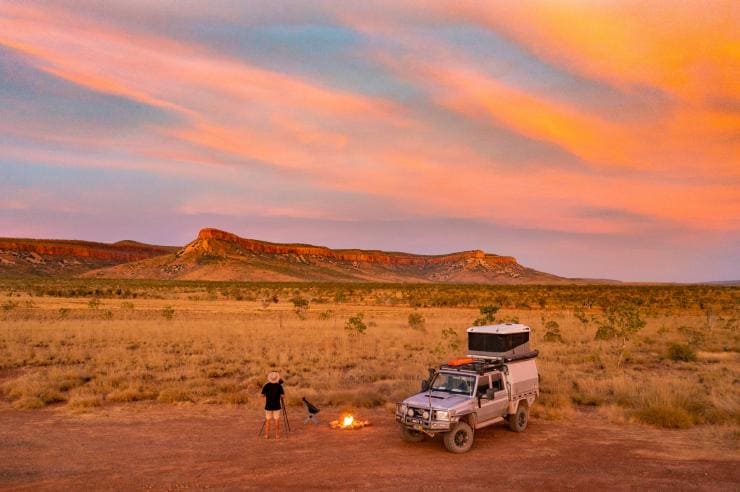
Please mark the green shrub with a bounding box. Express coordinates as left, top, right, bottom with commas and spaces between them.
543, 320, 564, 343
291, 296, 309, 318
345, 313, 367, 335
667, 343, 697, 362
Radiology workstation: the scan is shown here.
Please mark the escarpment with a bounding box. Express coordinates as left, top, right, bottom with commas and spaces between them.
4, 227, 569, 283
191, 228, 518, 267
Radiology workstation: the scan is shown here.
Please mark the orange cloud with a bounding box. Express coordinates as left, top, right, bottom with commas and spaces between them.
1, 0, 737, 239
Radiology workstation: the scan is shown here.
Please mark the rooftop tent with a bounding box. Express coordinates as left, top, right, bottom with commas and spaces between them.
467, 323, 532, 359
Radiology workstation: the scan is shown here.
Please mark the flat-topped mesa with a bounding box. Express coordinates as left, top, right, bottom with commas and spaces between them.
193, 228, 517, 266
0, 238, 173, 262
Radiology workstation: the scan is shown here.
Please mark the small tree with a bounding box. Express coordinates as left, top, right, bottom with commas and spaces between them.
434, 327, 461, 355
291, 296, 309, 319
573, 307, 589, 327
345, 313, 367, 335
594, 303, 645, 365
472, 305, 499, 326
408, 311, 425, 330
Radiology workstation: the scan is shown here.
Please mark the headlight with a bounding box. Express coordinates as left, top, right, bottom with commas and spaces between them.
422, 410, 430, 419
407, 408, 414, 417
434, 410, 449, 420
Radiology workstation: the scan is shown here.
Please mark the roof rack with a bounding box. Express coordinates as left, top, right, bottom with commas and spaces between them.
439, 350, 539, 375
439, 357, 504, 375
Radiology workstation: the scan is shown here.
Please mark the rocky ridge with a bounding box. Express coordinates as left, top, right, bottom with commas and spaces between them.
84, 228, 564, 283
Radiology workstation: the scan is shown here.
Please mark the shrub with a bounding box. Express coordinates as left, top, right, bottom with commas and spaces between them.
1, 300, 18, 311
667, 343, 697, 362
87, 298, 100, 310
634, 405, 694, 429
161, 306, 175, 320
543, 320, 564, 343
291, 296, 309, 318
345, 313, 367, 335
407, 311, 425, 330
318, 310, 334, 320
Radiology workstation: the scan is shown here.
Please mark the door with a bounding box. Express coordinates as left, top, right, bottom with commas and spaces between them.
474, 374, 496, 425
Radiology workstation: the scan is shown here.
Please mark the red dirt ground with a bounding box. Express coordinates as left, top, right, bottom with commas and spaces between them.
0, 404, 737, 491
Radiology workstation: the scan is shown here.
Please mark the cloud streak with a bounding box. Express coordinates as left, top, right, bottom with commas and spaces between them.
0, 0, 737, 280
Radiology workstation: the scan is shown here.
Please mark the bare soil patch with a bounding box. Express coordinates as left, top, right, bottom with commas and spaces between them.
0, 404, 737, 491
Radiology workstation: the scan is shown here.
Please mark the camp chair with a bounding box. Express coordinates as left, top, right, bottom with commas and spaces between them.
302, 397, 320, 424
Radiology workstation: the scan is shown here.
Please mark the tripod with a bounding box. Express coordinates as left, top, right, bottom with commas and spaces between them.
258, 397, 291, 437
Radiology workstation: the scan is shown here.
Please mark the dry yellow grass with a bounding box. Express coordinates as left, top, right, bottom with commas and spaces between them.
0, 283, 737, 432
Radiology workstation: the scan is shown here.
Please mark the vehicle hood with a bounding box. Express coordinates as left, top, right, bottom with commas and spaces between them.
402, 391, 470, 411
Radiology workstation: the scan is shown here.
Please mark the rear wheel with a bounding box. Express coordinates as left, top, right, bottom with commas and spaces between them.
443, 421, 474, 453
400, 425, 425, 443
509, 403, 529, 432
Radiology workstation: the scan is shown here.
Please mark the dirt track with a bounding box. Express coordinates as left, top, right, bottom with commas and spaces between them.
0, 404, 737, 491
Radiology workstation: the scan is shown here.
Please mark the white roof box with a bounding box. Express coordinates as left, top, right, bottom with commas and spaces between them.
466, 323, 532, 359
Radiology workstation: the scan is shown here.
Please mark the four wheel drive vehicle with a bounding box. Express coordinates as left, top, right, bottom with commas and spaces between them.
395, 323, 539, 453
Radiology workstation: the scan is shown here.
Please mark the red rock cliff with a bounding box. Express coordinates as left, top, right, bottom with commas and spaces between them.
0, 239, 174, 262
193, 228, 517, 266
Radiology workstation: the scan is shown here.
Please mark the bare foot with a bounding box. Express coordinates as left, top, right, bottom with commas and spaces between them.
264, 435, 269, 440
275, 435, 280, 440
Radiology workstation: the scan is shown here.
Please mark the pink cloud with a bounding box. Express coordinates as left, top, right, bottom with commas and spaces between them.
0, 0, 737, 240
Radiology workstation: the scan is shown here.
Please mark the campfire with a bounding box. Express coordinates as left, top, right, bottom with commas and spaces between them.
330, 414, 370, 430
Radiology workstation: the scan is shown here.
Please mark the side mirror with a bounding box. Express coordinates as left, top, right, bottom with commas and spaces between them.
421, 380, 430, 392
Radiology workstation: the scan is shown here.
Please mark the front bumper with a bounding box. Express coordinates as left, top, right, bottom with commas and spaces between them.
395, 404, 456, 431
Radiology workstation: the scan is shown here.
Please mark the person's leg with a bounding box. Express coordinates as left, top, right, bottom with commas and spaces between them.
275, 412, 281, 439
264, 412, 271, 439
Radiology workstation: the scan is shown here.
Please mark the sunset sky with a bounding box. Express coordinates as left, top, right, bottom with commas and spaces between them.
1, 1, 738, 281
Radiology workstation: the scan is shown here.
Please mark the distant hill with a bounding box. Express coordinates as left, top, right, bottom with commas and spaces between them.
701, 280, 740, 286
82, 228, 573, 284
0, 237, 177, 277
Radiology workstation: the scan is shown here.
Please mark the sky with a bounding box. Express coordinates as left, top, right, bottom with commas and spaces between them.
0, 1, 738, 282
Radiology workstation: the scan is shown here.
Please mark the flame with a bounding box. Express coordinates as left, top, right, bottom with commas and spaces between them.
342, 415, 354, 427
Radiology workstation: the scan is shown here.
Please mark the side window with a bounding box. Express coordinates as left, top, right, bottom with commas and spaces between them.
476, 375, 490, 396
491, 373, 503, 391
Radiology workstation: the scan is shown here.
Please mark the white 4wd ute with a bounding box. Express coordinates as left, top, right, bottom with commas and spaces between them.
395, 323, 539, 453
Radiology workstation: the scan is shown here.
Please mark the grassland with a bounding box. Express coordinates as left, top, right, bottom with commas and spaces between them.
0, 279, 738, 431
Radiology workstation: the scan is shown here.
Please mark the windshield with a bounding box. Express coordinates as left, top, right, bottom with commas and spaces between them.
430, 373, 475, 395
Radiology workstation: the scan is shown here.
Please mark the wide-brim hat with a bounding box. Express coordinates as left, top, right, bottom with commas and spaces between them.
268, 371, 280, 383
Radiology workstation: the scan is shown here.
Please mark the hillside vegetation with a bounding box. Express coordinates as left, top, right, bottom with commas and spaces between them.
0, 280, 737, 431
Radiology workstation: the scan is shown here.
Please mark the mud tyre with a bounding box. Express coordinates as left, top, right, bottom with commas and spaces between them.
443, 421, 474, 453
509, 403, 529, 432
400, 425, 425, 443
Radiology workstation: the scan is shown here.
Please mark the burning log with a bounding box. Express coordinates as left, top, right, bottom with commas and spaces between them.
330, 414, 370, 430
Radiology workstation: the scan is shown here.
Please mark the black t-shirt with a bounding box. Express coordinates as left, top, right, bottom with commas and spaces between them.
261, 382, 284, 410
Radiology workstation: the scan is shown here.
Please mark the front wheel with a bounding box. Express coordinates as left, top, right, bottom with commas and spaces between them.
443, 421, 474, 453
509, 403, 529, 432
400, 425, 425, 443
